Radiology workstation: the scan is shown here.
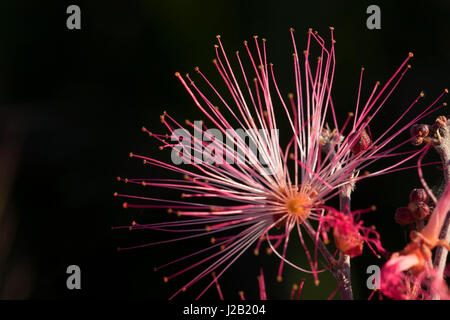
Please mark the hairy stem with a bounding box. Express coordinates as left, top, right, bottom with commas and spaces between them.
335, 184, 353, 300
310, 142, 354, 299
304, 183, 354, 300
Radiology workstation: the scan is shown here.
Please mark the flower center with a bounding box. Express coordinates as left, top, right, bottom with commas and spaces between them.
286, 193, 312, 222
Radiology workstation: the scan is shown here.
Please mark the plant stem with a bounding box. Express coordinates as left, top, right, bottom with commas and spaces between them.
304, 183, 354, 300
432, 123, 450, 281
333, 254, 352, 300
307, 141, 354, 299
336, 184, 353, 300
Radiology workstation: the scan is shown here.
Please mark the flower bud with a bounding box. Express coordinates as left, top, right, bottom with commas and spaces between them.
410, 124, 429, 137
413, 202, 430, 220
350, 129, 371, 155
409, 188, 428, 203
395, 207, 415, 225
410, 136, 424, 146
435, 115, 447, 128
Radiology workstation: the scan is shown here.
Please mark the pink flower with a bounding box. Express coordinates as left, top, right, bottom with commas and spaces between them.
381, 253, 450, 300
321, 206, 386, 258
116, 28, 446, 299
380, 183, 450, 299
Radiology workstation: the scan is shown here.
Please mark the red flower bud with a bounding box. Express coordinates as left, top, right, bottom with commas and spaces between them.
395, 207, 415, 225
410, 136, 424, 146
410, 124, 430, 137
435, 115, 447, 128
350, 129, 371, 155
413, 202, 430, 220
409, 188, 428, 203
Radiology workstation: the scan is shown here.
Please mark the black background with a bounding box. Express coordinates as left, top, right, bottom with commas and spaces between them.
0, 0, 449, 299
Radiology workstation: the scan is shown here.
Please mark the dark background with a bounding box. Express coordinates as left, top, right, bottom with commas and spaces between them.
0, 0, 448, 299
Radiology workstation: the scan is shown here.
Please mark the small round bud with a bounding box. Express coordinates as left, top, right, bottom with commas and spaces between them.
410, 124, 429, 137
409, 188, 428, 203
410, 136, 424, 146
413, 202, 430, 220
435, 115, 447, 128
350, 130, 371, 155
394, 207, 415, 225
